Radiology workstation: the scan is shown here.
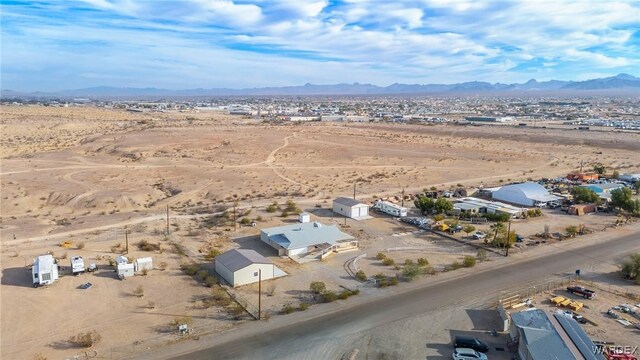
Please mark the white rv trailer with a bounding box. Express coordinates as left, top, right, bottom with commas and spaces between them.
70, 256, 85, 275
32, 255, 59, 287
374, 200, 408, 217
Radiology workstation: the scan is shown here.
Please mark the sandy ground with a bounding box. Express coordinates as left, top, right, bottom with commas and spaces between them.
2, 105, 639, 359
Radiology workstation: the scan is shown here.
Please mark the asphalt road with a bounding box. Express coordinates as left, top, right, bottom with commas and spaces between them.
171, 231, 639, 360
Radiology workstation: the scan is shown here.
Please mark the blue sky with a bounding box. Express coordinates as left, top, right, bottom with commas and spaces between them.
1, 0, 639, 91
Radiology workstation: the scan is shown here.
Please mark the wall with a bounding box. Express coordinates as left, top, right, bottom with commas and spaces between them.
233, 264, 276, 287
215, 261, 235, 286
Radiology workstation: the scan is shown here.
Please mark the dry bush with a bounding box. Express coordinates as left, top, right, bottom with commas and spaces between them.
133, 285, 144, 297
137, 240, 160, 252
266, 283, 276, 296
158, 261, 168, 270
68, 331, 101, 348
76, 242, 85, 250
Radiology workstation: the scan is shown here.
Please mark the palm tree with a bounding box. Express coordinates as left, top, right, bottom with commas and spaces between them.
490, 222, 506, 244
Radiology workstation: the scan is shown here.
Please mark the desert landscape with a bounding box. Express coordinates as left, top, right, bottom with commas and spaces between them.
1, 105, 639, 360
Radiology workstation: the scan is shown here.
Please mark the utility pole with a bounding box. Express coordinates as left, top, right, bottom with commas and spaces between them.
353, 182, 356, 200
505, 220, 511, 257
166, 204, 170, 235
258, 269, 262, 320
233, 202, 238, 231
401, 188, 405, 208
125, 228, 129, 254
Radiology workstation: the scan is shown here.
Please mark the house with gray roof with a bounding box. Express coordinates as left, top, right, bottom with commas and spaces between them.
510, 308, 604, 360
215, 249, 286, 287
260, 222, 356, 258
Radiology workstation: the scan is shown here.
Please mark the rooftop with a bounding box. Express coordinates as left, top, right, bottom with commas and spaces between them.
261, 222, 354, 250
334, 197, 368, 207
215, 249, 272, 272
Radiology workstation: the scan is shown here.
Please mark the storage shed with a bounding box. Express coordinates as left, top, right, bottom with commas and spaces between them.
134, 257, 153, 272
215, 249, 285, 287
491, 182, 562, 207
332, 197, 370, 220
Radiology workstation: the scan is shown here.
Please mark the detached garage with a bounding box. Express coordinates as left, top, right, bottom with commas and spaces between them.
215, 249, 286, 287
333, 197, 370, 220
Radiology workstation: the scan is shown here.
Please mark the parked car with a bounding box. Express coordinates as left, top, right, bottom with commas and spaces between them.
472, 231, 487, 240
573, 314, 587, 324
516, 234, 524, 242
607, 309, 619, 319
453, 336, 489, 352
453, 348, 488, 360
449, 225, 463, 234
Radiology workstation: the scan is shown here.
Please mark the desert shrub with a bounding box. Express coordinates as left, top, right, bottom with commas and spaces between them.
158, 261, 168, 270
355, 270, 367, 281
376, 252, 387, 260
434, 214, 445, 222
137, 240, 160, 252
61, 252, 68, 260
203, 249, 222, 260
229, 304, 246, 319
170, 315, 193, 327
310, 281, 326, 294
141, 268, 149, 276
133, 285, 144, 297
280, 303, 296, 314
68, 331, 101, 348
147, 300, 155, 309
298, 302, 310, 311
389, 277, 399, 286
463, 256, 476, 268
205, 276, 217, 287
351, 289, 360, 295
197, 269, 209, 281
76, 242, 85, 250
402, 264, 424, 281
266, 202, 279, 213
417, 258, 429, 266
239, 217, 251, 225
404, 259, 414, 266
322, 290, 338, 303
476, 249, 488, 262
382, 258, 395, 266
280, 210, 289, 217
424, 266, 436, 275
32, 353, 47, 360
444, 261, 464, 271
378, 278, 389, 287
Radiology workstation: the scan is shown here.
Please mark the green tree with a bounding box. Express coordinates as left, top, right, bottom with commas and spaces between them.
490, 222, 506, 243
633, 181, 640, 194
593, 163, 606, 175
414, 195, 435, 215
571, 187, 600, 204
620, 253, 640, 284
610, 187, 634, 212
462, 225, 476, 238
434, 198, 453, 214
612, 170, 620, 179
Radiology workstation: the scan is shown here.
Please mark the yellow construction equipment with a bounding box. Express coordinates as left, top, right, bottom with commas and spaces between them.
550, 296, 566, 305
59, 241, 73, 248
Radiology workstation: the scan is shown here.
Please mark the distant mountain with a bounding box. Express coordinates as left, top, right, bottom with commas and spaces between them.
560, 73, 640, 90
2, 74, 639, 98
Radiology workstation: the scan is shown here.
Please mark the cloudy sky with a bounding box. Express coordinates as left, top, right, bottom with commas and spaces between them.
2, 0, 639, 91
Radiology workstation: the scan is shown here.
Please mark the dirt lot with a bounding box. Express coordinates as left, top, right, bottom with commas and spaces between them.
2, 105, 639, 359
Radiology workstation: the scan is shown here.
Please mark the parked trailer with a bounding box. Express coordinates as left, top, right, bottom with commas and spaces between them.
373, 200, 407, 217
70, 256, 85, 275
32, 255, 59, 287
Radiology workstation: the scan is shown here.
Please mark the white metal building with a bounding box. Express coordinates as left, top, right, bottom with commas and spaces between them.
215, 249, 286, 287
491, 182, 562, 207
32, 254, 59, 287
332, 197, 370, 220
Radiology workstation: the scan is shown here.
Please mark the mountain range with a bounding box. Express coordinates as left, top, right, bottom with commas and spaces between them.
3, 74, 639, 98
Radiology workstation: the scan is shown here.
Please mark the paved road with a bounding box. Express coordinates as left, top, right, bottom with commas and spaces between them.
168, 232, 639, 360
